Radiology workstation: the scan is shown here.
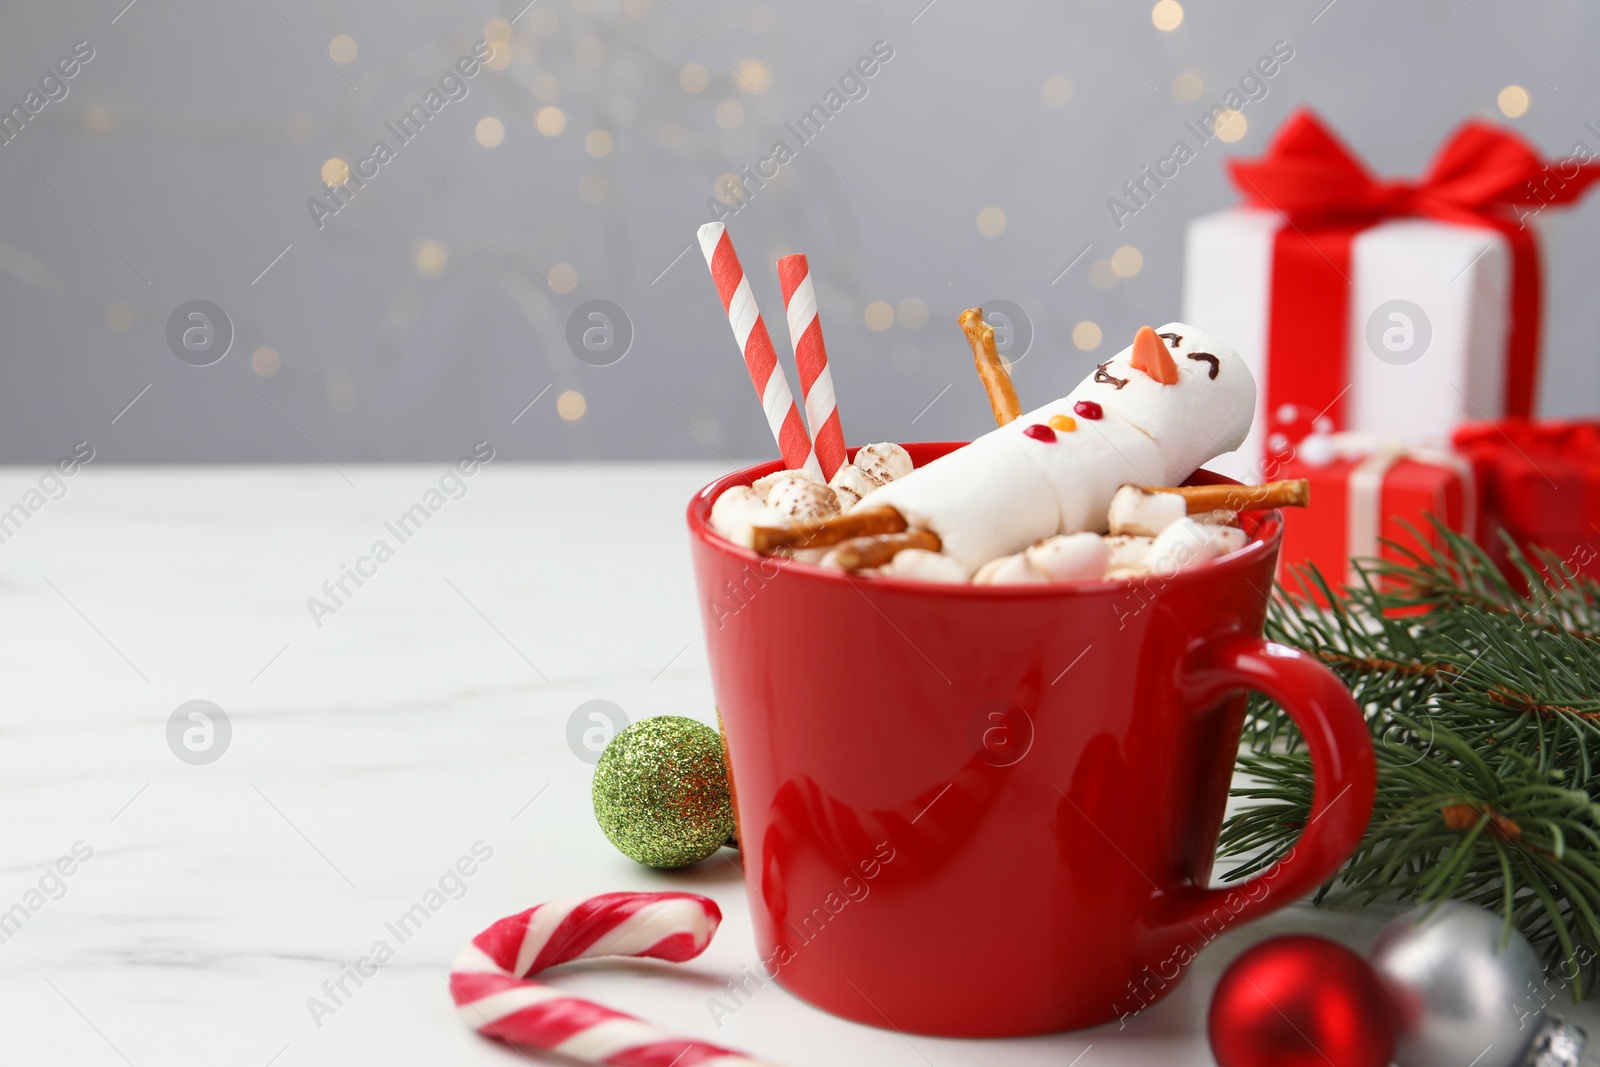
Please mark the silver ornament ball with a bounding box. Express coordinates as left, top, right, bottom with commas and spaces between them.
1368, 901, 1573, 1067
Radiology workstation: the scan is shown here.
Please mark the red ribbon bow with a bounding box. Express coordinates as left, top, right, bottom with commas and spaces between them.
1229, 109, 1600, 438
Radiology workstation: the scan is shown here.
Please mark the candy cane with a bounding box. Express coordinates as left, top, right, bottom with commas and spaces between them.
777, 254, 847, 481
697, 223, 822, 480
450, 891, 776, 1066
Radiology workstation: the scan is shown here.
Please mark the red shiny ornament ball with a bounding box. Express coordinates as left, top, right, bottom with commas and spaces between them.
1209, 935, 1396, 1067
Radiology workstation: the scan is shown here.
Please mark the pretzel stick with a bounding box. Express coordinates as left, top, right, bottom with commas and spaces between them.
960, 308, 1022, 427
827, 530, 942, 571
749, 505, 909, 553
1135, 479, 1309, 514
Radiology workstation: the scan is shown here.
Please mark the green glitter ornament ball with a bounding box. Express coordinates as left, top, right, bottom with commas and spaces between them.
592, 716, 734, 868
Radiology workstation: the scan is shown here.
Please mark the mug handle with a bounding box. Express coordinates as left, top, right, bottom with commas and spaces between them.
1149, 634, 1376, 938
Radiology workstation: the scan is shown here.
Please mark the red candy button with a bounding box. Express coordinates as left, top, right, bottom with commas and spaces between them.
1022, 423, 1056, 443
1074, 400, 1104, 420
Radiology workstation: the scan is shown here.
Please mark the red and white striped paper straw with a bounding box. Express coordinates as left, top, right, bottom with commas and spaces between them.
451, 891, 776, 1066
697, 223, 822, 479
776, 254, 847, 481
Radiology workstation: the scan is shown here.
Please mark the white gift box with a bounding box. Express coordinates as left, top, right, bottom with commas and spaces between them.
1182, 206, 1515, 482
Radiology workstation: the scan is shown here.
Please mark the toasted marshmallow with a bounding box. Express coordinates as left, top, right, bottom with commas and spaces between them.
879, 548, 969, 583
853, 442, 914, 485
828, 442, 915, 510
828, 464, 881, 510
1108, 486, 1188, 537
765, 477, 841, 525
752, 468, 818, 500
1026, 532, 1111, 582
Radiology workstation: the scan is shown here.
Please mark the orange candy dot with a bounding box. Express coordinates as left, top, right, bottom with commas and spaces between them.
1049, 414, 1077, 432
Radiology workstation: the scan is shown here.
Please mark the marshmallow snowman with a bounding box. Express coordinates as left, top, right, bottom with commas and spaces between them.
857, 322, 1256, 571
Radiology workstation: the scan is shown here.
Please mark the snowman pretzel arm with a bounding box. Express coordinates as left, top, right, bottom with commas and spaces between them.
960, 308, 1022, 427
825, 530, 943, 571
1134, 479, 1309, 515
749, 506, 910, 553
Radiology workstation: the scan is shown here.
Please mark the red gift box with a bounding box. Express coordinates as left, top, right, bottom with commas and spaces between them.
1452, 419, 1600, 582
1274, 435, 1480, 599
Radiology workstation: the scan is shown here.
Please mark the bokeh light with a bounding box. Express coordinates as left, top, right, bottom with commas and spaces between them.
536, 107, 566, 136
251, 347, 281, 378
1214, 108, 1247, 143
475, 117, 505, 148
679, 63, 709, 93
1171, 72, 1203, 104
557, 390, 587, 420
548, 262, 579, 294
328, 35, 358, 64
737, 59, 772, 95
1498, 85, 1530, 118
1111, 245, 1143, 278
897, 298, 929, 329
1041, 74, 1073, 107
415, 241, 448, 277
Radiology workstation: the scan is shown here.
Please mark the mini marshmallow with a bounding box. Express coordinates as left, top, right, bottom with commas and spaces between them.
716, 505, 787, 548
710, 484, 763, 524
752, 468, 818, 500
1026, 532, 1111, 582
853, 442, 914, 485
1144, 517, 1224, 576
879, 548, 969, 584
1104, 534, 1154, 572
765, 477, 841, 524
1108, 486, 1188, 537
1201, 522, 1249, 555
973, 552, 1048, 585
709, 485, 769, 545
828, 463, 881, 510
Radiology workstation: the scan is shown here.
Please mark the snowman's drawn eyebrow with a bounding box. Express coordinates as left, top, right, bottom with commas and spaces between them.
1187, 352, 1220, 379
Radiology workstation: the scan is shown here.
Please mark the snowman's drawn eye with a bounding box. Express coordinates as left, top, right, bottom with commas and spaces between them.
1187, 352, 1220, 380
1093, 362, 1129, 390
1158, 331, 1182, 347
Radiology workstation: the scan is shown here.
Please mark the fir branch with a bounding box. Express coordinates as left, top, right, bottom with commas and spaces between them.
1222, 521, 1600, 995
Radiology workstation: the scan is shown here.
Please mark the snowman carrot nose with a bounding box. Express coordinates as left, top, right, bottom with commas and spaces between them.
1129, 325, 1180, 384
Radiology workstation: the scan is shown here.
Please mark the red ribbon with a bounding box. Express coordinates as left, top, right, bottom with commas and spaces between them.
1228, 109, 1600, 440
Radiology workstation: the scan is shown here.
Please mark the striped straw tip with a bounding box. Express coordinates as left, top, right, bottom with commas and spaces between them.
696, 222, 726, 262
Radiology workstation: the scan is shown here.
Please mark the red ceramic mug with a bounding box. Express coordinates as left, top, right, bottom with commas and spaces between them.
688, 443, 1375, 1037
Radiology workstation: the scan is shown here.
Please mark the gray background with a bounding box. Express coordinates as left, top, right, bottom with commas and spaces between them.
2, 0, 1597, 463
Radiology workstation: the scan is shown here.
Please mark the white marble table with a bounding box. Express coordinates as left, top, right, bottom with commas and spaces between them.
1, 463, 1593, 1067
